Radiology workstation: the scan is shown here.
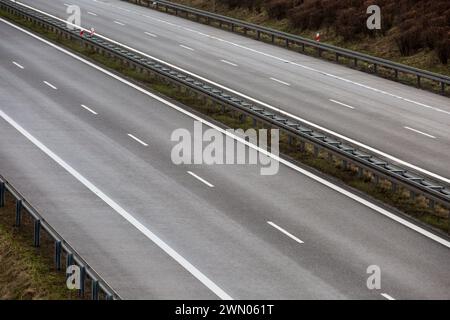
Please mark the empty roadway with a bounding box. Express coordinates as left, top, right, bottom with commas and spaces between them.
1, 17, 450, 299
11, 0, 450, 183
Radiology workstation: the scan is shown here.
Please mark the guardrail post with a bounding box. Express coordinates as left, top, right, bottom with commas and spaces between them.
391, 182, 397, 193
0, 181, 5, 208
15, 199, 22, 227
231, 23, 235, 32
285, 39, 289, 48
79, 266, 86, 297
66, 253, 73, 269
353, 58, 357, 67
313, 146, 319, 157
33, 219, 41, 247
288, 136, 293, 146
394, 69, 398, 80
91, 280, 99, 300
417, 75, 421, 88
298, 140, 305, 152
55, 240, 62, 271
357, 167, 363, 178
441, 82, 445, 94
271, 35, 275, 43
342, 160, 348, 170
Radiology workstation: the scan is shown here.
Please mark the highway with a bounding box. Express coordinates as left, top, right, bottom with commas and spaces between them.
10, 0, 450, 185
1, 17, 450, 300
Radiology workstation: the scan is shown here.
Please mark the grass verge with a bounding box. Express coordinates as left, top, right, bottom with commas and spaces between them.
0, 192, 80, 299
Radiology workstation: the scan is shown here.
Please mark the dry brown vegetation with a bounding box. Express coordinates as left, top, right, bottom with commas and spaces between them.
172, 0, 450, 75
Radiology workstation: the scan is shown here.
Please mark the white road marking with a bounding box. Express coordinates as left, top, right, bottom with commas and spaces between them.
144, 31, 157, 38
267, 221, 304, 244
404, 126, 436, 139
187, 171, 214, 188
87, 11, 97, 16
5, 18, 449, 249
43, 81, 57, 90
17, 0, 450, 184
12, 61, 24, 69
113, 21, 125, 26
63, 3, 70, 7
270, 77, 290, 86
220, 60, 238, 67
81, 104, 98, 115
329, 99, 355, 109
381, 293, 395, 300
127, 133, 148, 146
0, 109, 232, 301
179, 44, 194, 51
28, 1, 449, 116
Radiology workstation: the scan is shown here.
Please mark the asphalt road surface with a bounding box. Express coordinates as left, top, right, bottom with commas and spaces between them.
11, 0, 450, 184
1, 16, 450, 299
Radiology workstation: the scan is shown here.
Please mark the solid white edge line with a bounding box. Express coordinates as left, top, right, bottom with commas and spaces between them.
0, 112, 231, 301
220, 60, 237, 67
87, 11, 97, 16
381, 293, 395, 300
329, 99, 355, 109
144, 31, 157, 37
114, 21, 125, 26
270, 77, 290, 86
404, 126, 436, 139
13, 0, 450, 184
81, 104, 98, 115
12, 61, 24, 69
179, 44, 194, 51
187, 171, 214, 188
2, 18, 449, 250
127, 133, 148, 146
267, 221, 304, 244
43, 80, 57, 90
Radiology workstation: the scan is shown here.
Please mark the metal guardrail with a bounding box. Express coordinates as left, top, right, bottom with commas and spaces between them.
1, 0, 449, 228
0, 175, 120, 300
125, 0, 450, 94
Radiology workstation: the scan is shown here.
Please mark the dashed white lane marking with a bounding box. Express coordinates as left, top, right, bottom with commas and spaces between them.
267, 221, 304, 244
63, 3, 70, 7
144, 31, 157, 38
81, 104, 98, 115
220, 60, 238, 67
329, 99, 355, 109
113, 21, 125, 26
381, 293, 395, 300
270, 77, 290, 86
87, 11, 97, 16
16, 0, 449, 184
404, 126, 436, 139
127, 133, 148, 146
179, 44, 195, 51
187, 171, 214, 188
5, 18, 449, 249
43, 81, 57, 90
12, 61, 24, 69
0, 109, 232, 301
23, 1, 450, 117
